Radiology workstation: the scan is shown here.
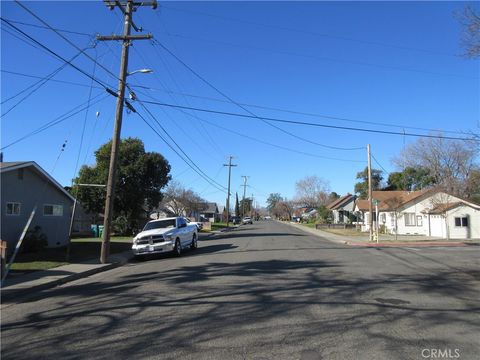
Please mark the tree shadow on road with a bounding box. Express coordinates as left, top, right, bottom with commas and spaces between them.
2, 256, 480, 360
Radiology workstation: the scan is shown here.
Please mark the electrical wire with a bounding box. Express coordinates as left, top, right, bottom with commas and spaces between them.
1, 70, 103, 95
152, 96, 365, 163
371, 153, 390, 175
1, 47, 92, 117
1, 17, 92, 37
1, 93, 108, 150
139, 100, 478, 142
162, 4, 456, 58
166, 32, 473, 79
134, 107, 228, 194
14, 1, 121, 83
1, 18, 113, 90
136, 99, 228, 191
154, 41, 366, 151
129, 85, 472, 137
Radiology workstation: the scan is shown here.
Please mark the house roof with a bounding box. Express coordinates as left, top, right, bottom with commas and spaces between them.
203, 202, 218, 214
327, 193, 355, 210
355, 190, 428, 212
422, 201, 480, 214
1, 161, 75, 202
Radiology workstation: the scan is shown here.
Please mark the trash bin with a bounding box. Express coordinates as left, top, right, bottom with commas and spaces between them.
98, 225, 104, 238
91, 224, 99, 237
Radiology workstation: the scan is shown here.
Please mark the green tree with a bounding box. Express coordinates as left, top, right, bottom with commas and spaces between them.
73, 137, 171, 233
354, 167, 383, 199
385, 167, 435, 191
266, 193, 283, 213
235, 192, 240, 216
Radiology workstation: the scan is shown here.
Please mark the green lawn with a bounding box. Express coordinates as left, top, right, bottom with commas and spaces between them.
7, 236, 133, 275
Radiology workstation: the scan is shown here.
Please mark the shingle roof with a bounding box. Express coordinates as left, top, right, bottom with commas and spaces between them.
327, 193, 355, 210
355, 190, 429, 211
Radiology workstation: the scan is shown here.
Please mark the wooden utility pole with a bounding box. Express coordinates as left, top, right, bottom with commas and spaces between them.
367, 144, 373, 242
241, 176, 249, 217
223, 156, 237, 228
97, 0, 156, 264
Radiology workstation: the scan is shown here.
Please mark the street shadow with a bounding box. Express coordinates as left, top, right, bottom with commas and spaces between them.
2, 257, 480, 360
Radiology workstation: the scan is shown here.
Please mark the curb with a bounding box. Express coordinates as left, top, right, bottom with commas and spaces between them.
346, 241, 477, 248
1, 253, 133, 303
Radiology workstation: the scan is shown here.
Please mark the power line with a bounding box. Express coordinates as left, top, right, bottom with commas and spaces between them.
155, 41, 365, 151
371, 153, 390, 175
1, 47, 91, 117
139, 100, 478, 142
1, 69, 104, 90
129, 84, 470, 137
168, 104, 365, 163
1, 17, 92, 37
162, 4, 457, 58
134, 106, 228, 194
3, 67, 469, 137
141, 40, 226, 156
135, 99, 228, 192
1, 18, 113, 91
166, 32, 473, 80
1, 93, 108, 151
14, 1, 121, 83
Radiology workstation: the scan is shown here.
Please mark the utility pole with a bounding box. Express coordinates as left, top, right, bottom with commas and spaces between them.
223, 156, 237, 227
367, 144, 373, 242
241, 176, 249, 217
97, 0, 156, 264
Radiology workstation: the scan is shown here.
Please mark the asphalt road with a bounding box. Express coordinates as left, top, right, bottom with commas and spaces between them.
2, 221, 479, 360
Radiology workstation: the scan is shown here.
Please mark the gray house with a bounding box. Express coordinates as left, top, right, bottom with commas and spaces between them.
1, 162, 75, 253
327, 193, 356, 224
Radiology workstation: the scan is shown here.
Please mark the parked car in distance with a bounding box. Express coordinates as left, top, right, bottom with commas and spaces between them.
187, 218, 203, 231
230, 216, 241, 225
264, 216, 272, 220
242, 216, 253, 225
132, 217, 198, 258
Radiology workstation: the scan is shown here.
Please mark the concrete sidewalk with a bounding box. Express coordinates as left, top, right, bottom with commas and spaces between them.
1, 232, 220, 303
285, 221, 480, 248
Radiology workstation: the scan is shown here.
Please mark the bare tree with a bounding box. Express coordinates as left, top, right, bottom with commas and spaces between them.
456, 6, 480, 59
384, 196, 404, 241
393, 137, 479, 197
161, 180, 206, 218
295, 175, 331, 208
273, 200, 294, 220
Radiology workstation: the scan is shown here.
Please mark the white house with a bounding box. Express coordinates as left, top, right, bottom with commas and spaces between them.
354, 189, 480, 239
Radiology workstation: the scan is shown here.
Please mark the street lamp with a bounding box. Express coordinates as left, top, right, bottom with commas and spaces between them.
127, 68, 153, 76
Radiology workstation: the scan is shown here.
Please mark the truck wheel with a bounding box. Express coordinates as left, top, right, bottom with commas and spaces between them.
174, 239, 182, 256
190, 234, 198, 250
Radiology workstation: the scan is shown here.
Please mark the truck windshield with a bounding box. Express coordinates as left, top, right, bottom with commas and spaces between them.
143, 219, 176, 231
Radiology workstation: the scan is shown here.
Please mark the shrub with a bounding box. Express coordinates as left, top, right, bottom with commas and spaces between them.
113, 215, 129, 236
22, 225, 48, 253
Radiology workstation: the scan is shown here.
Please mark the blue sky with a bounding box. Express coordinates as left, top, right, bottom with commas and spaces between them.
2, 1, 479, 208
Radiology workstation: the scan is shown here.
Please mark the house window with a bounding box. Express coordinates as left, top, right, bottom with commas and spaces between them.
416, 216, 423, 227
404, 213, 416, 226
455, 217, 468, 227
6, 202, 21, 215
18, 168, 24, 180
44, 204, 63, 216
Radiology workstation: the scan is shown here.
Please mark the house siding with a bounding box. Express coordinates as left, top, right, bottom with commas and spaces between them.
1, 166, 73, 252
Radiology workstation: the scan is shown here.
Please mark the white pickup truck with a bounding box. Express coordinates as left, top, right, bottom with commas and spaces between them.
132, 217, 198, 258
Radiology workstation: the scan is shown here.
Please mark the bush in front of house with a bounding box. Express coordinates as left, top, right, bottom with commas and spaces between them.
22, 225, 48, 253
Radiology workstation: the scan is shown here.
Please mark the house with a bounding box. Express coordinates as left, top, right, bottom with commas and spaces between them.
201, 202, 220, 223
327, 193, 356, 224
354, 189, 480, 239
1, 161, 75, 254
